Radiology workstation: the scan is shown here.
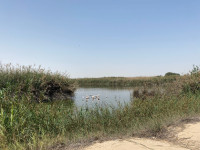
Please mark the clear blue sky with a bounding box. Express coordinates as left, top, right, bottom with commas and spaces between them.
0, 0, 199, 78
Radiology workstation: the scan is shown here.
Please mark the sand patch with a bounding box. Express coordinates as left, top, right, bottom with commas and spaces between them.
84, 138, 188, 150
84, 119, 200, 150
172, 122, 200, 150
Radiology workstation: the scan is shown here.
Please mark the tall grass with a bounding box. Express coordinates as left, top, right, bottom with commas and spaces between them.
1, 90, 200, 149
0, 64, 200, 149
0, 64, 76, 102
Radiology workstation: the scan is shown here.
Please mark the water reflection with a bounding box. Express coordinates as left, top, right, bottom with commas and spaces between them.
73, 87, 134, 108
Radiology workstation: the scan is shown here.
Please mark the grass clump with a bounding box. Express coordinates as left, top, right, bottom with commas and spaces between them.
0, 64, 76, 102
181, 66, 200, 94
0, 90, 75, 149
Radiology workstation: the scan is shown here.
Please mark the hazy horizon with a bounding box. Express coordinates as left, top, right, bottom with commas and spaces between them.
0, 0, 199, 78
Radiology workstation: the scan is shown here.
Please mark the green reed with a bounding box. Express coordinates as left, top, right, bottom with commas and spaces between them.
0, 64, 76, 102
1, 90, 200, 149
0, 64, 200, 149
75, 76, 177, 87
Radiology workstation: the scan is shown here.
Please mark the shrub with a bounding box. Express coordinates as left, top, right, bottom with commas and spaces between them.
182, 66, 200, 94
165, 72, 180, 77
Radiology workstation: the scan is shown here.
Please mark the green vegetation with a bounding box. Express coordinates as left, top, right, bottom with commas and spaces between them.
75, 76, 177, 87
0, 64, 76, 102
0, 64, 200, 149
165, 72, 180, 77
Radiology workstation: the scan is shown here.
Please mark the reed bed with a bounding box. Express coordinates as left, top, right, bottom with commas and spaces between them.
0, 64, 76, 102
75, 76, 178, 87
1, 90, 200, 149
0, 65, 200, 149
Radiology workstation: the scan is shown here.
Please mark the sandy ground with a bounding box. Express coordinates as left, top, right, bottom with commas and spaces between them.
84, 121, 200, 150
174, 121, 200, 150
84, 138, 188, 150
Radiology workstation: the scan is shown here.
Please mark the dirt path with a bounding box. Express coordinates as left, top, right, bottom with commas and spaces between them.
84, 138, 188, 150
170, 120, 200, 150
84, 120, 200, 150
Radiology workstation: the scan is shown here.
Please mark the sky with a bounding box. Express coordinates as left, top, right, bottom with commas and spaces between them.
0, 0, 199, 78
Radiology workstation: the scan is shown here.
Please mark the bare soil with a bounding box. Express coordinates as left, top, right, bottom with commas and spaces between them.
83, 118, 200, 150
51, 117, 200, 150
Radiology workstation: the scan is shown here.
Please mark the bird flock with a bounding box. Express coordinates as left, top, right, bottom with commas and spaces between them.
82, 94, 101, 102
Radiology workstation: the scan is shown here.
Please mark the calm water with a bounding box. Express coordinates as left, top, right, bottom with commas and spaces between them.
73, 87, 134, 108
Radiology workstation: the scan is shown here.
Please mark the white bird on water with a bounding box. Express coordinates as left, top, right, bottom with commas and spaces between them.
91, 96, 95, 100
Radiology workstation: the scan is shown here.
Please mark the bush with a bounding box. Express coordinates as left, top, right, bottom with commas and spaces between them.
182, 66, 200, 94
165, 72, 180, 77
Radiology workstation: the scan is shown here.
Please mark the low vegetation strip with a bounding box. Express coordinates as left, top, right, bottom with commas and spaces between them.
75, 76, 178, 87
0, 65, 200, 149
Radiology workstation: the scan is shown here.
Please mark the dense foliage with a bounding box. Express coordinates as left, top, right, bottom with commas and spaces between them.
0, 64, 76, 102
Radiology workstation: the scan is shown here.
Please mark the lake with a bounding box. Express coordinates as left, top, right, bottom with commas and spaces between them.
73, 87, 134, 108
